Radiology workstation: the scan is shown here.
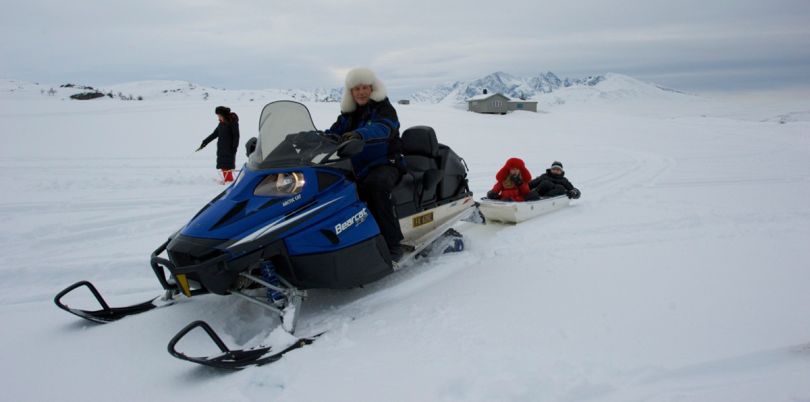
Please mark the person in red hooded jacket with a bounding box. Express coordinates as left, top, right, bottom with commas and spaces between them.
486, 157, 533, 201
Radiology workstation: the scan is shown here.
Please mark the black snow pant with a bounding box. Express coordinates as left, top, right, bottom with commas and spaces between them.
357, 165, 404, 249
536, 180, 568, 198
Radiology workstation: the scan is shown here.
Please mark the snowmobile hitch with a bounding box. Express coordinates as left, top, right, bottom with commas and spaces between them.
167, 320, 320, 370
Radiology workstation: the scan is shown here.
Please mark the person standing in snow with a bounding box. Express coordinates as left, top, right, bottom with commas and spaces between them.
197, 106, 240, 184
487, 157, 533, 201
527, 161, 581, 199
325, 68, 405, 261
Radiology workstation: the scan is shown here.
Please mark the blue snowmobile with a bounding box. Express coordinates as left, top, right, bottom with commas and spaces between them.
54, 101, 479, 369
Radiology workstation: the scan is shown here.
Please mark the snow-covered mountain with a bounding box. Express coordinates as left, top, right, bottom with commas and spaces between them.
4, 72, 684, 108
0, 78, 342, 103
409, 71, 606, 103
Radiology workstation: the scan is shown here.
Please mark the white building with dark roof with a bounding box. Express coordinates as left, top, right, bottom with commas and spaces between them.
467, 91, 538, 114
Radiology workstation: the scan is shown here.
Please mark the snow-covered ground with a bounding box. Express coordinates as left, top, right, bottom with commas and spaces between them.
1, 77, 809, 402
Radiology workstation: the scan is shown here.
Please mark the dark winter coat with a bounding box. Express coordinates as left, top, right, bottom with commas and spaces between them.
490, 158, 532, 201
202, 113, 240, 169
325, 98, 401, 178
529, 169, 575, 192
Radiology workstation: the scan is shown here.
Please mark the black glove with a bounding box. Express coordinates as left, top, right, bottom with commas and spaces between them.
340, 131, 362, 143
510, 174, 523, 186
486, 190, 499, 199
293, 130, 322, 144
567, 188, 581, 199
323, 132, 341, 142
195, 141, 205, 152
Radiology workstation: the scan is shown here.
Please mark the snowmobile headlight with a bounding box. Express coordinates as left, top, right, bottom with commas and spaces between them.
254, 172, 306, 196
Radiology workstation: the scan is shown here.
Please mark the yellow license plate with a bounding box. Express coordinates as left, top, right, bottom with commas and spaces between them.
412, 212, 434, 228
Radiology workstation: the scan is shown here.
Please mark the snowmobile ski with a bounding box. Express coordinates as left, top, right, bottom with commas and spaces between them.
53, 280, 205, 324
167, 320, 322, 370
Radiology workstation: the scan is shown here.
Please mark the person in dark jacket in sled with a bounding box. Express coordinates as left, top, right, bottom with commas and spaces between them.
324, 68, 405, 261
528, 161, 581, 199
197, 106, 240, 184
486, 157, 533, 201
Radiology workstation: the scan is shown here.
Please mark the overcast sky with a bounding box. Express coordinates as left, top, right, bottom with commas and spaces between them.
2, 0, 808, 98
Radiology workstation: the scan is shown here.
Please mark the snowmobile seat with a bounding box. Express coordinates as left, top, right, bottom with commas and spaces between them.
393, 126, 442, 216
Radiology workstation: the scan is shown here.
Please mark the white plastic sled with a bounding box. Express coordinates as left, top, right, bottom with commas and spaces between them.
478, 195, 570, 224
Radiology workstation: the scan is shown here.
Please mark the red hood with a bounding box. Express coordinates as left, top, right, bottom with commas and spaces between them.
496, 157, 532, 182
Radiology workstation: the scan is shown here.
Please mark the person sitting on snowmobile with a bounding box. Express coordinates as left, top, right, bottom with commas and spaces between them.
324, 68, 405, 261
197, 106, 240, 184
527, 161, 581, 199
487, 157, 533, 202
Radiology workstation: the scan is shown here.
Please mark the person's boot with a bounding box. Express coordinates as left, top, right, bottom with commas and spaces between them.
388, 243, 404, 263
222, 169, 235, 183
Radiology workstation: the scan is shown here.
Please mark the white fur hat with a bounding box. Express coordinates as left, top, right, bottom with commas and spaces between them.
340, 67, 388, 113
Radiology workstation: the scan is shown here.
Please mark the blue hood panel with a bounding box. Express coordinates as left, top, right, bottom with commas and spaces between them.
180, 165, 364, 246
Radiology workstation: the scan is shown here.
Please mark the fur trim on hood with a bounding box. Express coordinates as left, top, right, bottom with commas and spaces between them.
496, 157, 532, 182
340, 67, 388, 113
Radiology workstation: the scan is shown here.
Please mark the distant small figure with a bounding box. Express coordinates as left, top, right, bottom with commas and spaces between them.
197, 106, 240, 184
487, 157, 532, 201
47, 88, 56, 96
527, 161, 581, 200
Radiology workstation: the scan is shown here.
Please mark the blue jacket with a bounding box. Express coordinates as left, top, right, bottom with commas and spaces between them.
326, 98, 401, 178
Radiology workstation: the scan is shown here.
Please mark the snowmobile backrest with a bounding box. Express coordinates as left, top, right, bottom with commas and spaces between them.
436, 145, 468, 200
395, 126, 441, 212
401, 126, 439, 157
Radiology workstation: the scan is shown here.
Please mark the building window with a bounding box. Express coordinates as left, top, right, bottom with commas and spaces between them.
492, 100, 502, 108
516, 103, 523, 109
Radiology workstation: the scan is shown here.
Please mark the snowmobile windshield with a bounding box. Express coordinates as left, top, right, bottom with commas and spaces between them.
248, 101, 339, 169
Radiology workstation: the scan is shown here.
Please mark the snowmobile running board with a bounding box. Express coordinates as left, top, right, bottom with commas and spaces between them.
394, 205, 478, 270
167, 320, 322, 370
53, 280, 207, 324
